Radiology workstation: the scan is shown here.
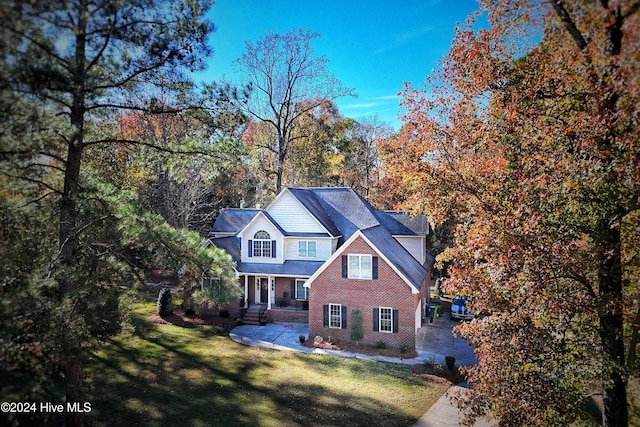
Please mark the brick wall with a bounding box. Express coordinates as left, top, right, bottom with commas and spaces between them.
267, 309, 309, 323
308, 236, 420, 350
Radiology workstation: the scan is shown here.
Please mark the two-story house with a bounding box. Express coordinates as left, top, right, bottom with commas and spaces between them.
209, 187, 432, 349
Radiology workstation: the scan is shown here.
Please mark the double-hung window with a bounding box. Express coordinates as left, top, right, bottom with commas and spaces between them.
379, 307, 393, 333
373, 307, 398, 333
297, 240, 317, 258
329, 304, 342, 329
348, 254, 372, 279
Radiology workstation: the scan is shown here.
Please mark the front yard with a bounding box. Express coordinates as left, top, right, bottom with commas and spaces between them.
80, 293, 448, 426
79, 295, 447, 426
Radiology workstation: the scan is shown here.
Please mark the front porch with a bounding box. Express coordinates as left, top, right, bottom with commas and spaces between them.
239, 274, 310, 311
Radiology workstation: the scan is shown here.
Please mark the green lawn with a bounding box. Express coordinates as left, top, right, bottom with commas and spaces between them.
82, 297, 448, 427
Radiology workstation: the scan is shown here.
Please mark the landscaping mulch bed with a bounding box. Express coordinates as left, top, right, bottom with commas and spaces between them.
302, 338, 419, 359
411, 361, 464, 385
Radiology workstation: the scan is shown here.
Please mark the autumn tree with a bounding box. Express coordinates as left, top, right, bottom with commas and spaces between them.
340, 115, 394, 203
383, 1, 639, 426
111, 105, 248, 236
0, 1, 241, 426
234, 28, 356, 195
285, 99, 344, 187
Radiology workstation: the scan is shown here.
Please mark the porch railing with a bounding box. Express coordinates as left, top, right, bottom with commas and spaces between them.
258, 304, 268, 324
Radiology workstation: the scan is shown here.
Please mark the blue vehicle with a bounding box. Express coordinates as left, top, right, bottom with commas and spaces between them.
451, 296, 473, 320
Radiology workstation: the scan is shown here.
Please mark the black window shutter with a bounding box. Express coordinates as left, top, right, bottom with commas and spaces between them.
373, 308, 379, 332
323, 305, 329, 327
291, 279, 295, 299
271, 240, 276, 258
248, 240, 253, 257
393, 309, 399, 333
341, 255, 348, 278
341, 305, 347, 329
372, 256, 378, 279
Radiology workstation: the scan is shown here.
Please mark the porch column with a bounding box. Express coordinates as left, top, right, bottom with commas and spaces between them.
267, 275, 273, 309
243, 275, 249, 308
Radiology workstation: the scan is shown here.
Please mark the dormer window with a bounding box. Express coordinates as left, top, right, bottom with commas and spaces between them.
248, 230, 275, 258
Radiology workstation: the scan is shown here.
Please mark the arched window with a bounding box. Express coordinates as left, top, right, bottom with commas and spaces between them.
254, 230, 270, 240
251, 230, 273, 257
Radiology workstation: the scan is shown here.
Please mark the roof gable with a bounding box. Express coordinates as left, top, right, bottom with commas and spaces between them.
237, 210, 286, 238
306, 227, 427, 293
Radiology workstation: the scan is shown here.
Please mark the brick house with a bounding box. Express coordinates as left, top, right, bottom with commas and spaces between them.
208, 187, 432, 349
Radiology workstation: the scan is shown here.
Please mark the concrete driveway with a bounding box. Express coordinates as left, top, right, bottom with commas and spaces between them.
416, 315, 478, 367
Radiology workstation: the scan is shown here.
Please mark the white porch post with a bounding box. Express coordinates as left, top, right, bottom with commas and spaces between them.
243, 275, 249, 308
267, 275, 273, 309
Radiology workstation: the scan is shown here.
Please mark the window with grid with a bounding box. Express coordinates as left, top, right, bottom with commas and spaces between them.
348, 254, 372, 279
297, 240, 317, 258
379, 307, 393, 333
329, 304, 342, 328
252, 230, 271, 257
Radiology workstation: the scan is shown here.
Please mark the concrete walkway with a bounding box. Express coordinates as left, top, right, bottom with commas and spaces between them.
230, 322, 494, 426
413, 386, 495, 427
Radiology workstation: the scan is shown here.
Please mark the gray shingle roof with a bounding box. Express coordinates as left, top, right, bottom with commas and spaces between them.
209, 236, 241, 261
376, 211, 428, 235
209, 188, 429, 288
309, 188, 380, 239
211, 209, 260, 234
237, 260, 326, 276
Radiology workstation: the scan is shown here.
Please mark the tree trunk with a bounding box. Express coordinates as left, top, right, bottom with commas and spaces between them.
598, 226, 628, 427
275, 134, 287, 195
59, 138, 86, 427
59, 8, 88, 424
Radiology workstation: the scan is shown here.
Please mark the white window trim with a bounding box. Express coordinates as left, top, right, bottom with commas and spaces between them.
295, 279, 308, 300
253, 230, 272, 258
379, 307, 393, 333
348, 254, 373, 279
297, 240, 317, 258
329, 303, 342, 329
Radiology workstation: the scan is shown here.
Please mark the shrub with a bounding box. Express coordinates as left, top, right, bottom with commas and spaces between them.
350, 308, 363, 343
157, 287, 173, 318
445, 355, 456, 370
219, 309, 230, 318
399, 344, 408, 353
375, 340, 387, 349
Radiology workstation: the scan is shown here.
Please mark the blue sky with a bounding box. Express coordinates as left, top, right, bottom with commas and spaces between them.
198, 0, 480, 130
